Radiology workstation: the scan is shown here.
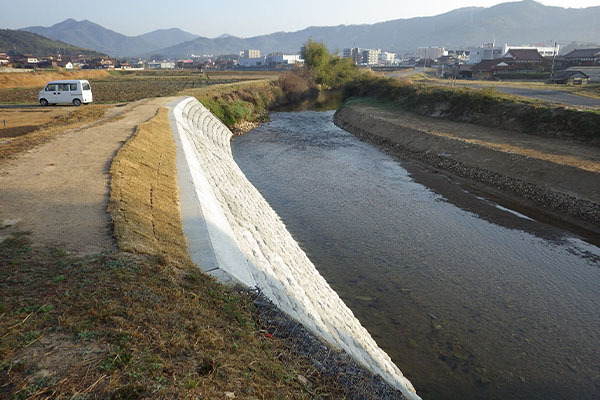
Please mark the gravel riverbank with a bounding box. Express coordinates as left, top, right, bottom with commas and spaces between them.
249, 289, 408, 400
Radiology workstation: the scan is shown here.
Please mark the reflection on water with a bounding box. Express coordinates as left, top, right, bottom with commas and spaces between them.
231, 111, 600, 400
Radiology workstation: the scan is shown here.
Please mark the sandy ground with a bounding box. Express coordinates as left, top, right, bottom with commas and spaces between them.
0, 97, 175, 254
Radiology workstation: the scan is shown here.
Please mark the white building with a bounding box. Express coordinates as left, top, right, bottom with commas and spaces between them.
267, 53, 303, 66
378, 52, 397, 65
343, 48, 363, 64
343, 48, 382, 65
239, 57, 266, 67
147, 61, 175, 69
241, 49, 261, 58
470, 43, 559, 64
416, 47, 445, 60
446, 50, 470, 61
502, 44, 559, 58
362, 49, 381, 65
469, 43, 504, 63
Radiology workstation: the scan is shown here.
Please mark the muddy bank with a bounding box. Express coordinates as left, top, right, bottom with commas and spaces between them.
334, 104, 600, 236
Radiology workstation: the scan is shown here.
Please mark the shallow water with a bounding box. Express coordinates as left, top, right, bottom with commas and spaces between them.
231, 110, 600, 400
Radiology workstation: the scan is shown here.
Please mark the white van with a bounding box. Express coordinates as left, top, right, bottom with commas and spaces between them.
39, 80, 93, 106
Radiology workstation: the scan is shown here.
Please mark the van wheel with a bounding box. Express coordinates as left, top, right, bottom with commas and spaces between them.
40, 98, 48, 106
73, 98, 82, 107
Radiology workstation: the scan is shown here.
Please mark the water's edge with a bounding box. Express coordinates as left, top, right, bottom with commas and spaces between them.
333, 104, 600, 242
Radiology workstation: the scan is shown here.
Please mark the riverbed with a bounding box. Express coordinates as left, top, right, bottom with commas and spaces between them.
231, 110, 600, 400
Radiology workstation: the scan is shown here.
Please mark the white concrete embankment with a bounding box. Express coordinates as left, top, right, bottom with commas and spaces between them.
169, 96, 420, 400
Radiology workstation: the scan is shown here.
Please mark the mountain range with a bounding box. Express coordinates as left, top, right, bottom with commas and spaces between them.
0, 29, 102, 56
17, 1, 600, 58
22, 19, 198, 57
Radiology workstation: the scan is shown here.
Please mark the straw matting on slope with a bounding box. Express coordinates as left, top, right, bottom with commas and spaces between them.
108, 107, 189, 264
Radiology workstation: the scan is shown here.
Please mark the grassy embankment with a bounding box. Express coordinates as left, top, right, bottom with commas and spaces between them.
342, 75, 600, 145
183, 80, 284, 133
0, 108, 347, 399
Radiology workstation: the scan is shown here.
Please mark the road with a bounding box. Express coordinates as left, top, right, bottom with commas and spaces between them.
492, 86, 600, 108
386, 71, 600, 108
436, 81, 600, 108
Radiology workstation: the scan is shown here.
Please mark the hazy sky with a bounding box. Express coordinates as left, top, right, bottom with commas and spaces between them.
1, 0, 598, 38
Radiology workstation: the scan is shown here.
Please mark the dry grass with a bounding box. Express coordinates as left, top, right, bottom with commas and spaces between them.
108, 107, 189, 264
0, 70, 109, 89
0, 108, 347, 399
0, 105, 110, 162
0, 107, 76, 138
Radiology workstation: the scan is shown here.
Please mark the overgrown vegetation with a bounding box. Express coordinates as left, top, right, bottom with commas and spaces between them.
301, 39, 362, 89
341, 75, 600, 144
185, 81, 283, 131
180, 40, 364, 130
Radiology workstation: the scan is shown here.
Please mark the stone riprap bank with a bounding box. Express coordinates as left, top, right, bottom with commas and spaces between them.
169, 97, 420, 400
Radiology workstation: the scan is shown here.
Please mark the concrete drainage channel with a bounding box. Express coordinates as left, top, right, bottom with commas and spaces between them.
168, 97, 421, 400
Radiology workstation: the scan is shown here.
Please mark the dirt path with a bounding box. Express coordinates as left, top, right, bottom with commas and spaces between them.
0, 97, 176, 254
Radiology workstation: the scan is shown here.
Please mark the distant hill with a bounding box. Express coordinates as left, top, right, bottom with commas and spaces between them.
22, 20, 199, 57
156, 0, 600, 57
21, 19, 142, 57
134, 28, 199, 50
0, 29, 102, 56
16, 1, 600, 58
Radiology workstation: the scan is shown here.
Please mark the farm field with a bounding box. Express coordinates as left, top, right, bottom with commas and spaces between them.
0, 70, 282, 104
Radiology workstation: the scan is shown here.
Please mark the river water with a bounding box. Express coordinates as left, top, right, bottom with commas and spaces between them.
231, 110, 600, 400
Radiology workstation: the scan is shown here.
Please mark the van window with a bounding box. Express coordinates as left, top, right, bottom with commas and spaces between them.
70, 83, 77, 91
58, 84, 70, 91
45, 84, 56, 91
82, 83, 91, 91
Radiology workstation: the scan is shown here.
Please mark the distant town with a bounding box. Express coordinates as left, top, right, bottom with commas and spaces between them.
1, 42, 599, 85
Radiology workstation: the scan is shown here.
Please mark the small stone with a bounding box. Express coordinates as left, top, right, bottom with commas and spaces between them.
298, 374, 308, 385
225, 392, 236, 399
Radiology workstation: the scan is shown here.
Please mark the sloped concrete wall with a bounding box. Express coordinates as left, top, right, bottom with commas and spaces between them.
169, 96, 420, 400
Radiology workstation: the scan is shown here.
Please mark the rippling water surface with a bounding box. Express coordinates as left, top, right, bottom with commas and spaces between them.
231, 110, 600, 400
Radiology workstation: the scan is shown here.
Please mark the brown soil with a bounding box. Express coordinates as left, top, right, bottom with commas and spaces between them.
0, 105, 113, 160
0, 97, 175, 253
0, 107, 75, 138
0, 70, 109, 89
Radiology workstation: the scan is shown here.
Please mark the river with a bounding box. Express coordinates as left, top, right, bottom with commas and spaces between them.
231, 109, 600, 400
